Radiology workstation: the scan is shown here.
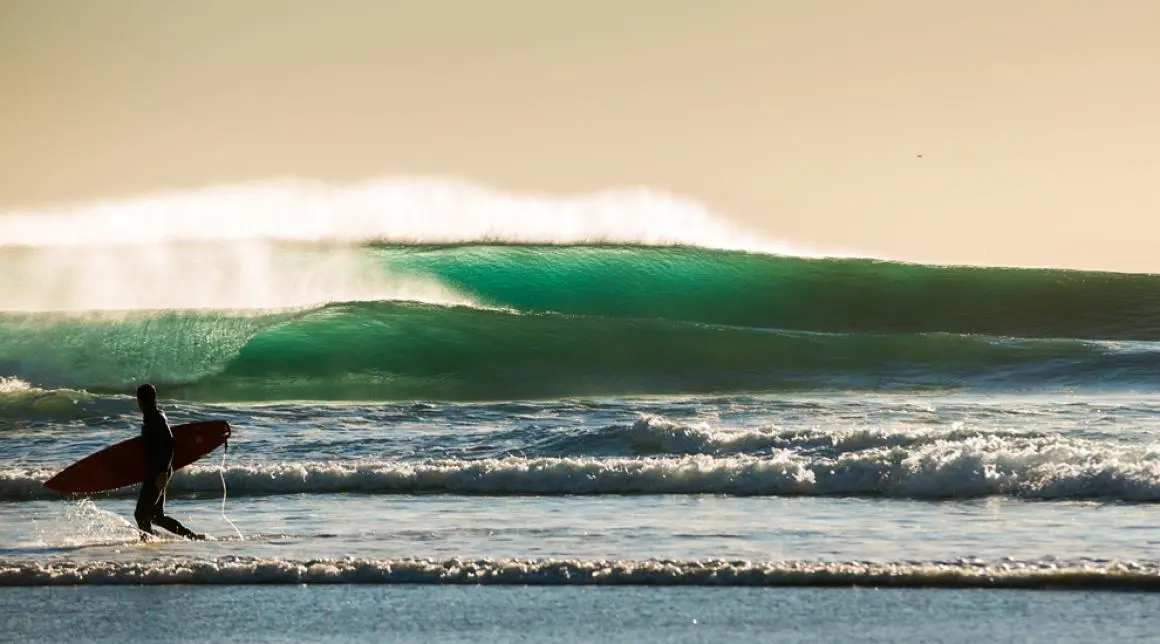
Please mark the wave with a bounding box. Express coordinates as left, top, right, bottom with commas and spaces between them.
7, 242, 1158, 336
8, 433, 1160, 501
377, 244, 1160, 340
4, 299, 1160, 401
3, 177, 1159, 401
0, 176, 810, 312
529, 416, 1053, 458
2, 556, 1156, 589
0, 378, 132, 422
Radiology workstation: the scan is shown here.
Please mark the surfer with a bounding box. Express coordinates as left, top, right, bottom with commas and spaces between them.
134, 383, 204, 540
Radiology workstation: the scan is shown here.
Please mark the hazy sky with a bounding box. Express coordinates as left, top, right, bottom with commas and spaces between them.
2, 0, 1159, 271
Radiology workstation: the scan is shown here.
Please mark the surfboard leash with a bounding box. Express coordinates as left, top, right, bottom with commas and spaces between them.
219, 437, 244, 540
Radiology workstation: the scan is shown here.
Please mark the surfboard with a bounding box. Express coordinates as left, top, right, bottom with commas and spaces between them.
43, 420, 231, 494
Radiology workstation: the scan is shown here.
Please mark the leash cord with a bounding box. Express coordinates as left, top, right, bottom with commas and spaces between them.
219, 440, 244, 540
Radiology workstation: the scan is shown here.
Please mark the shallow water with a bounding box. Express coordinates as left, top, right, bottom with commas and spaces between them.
3, 392, 1159, 575
4, 585, 1159, 643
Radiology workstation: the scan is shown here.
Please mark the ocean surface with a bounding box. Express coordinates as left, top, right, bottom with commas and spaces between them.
2, 180, 1160, 641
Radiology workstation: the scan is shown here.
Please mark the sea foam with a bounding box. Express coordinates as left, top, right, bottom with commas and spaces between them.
1, 556, 1156, 589
10, 431, 1160, 501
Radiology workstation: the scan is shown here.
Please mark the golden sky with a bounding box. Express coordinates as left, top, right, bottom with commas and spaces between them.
2, 0, 1159, 271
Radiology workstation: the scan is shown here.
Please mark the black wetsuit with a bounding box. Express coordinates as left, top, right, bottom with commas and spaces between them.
134, 407, 198, 538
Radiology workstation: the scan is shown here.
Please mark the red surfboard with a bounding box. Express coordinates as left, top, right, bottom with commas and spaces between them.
43, 420, 231, 494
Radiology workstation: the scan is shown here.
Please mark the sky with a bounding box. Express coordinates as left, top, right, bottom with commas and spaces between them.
2, 0, 1159, 271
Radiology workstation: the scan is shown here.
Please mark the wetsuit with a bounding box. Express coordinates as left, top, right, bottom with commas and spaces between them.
134, 407, 198, 538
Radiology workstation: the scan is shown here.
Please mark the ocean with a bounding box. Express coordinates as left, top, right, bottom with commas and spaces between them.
2, 180, 1159, 641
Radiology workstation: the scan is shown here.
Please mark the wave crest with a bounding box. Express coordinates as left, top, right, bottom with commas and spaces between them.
0, 177, 800, 252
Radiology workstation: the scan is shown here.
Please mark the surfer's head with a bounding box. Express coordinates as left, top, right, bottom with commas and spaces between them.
136, 383, 158, 410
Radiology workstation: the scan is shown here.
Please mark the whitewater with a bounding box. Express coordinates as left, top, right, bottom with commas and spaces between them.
3, 178, 1160, 641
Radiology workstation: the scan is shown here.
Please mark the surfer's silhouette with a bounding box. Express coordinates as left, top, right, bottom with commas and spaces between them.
134, 383, 204, 540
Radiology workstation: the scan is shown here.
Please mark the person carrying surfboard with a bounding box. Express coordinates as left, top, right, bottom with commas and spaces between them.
134, 383, 205, 540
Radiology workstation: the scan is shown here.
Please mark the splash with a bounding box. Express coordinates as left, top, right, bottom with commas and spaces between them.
0, 177, 838, 312
0, 177, 816, 252
0, 243, 477, 313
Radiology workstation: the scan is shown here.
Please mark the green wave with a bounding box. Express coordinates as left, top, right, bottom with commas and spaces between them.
2, 244, 1159, 402
2, 302, 1154, 402
219, 303, 1160, 400
379, 245, 1160, 339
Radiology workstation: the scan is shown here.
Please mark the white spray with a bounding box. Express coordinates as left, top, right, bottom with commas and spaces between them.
0, 176, 834, 313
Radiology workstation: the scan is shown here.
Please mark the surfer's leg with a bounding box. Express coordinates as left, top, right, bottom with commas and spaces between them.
149, 485, 204, 539
153, 515, 201, 539
134, 483, 158, 535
